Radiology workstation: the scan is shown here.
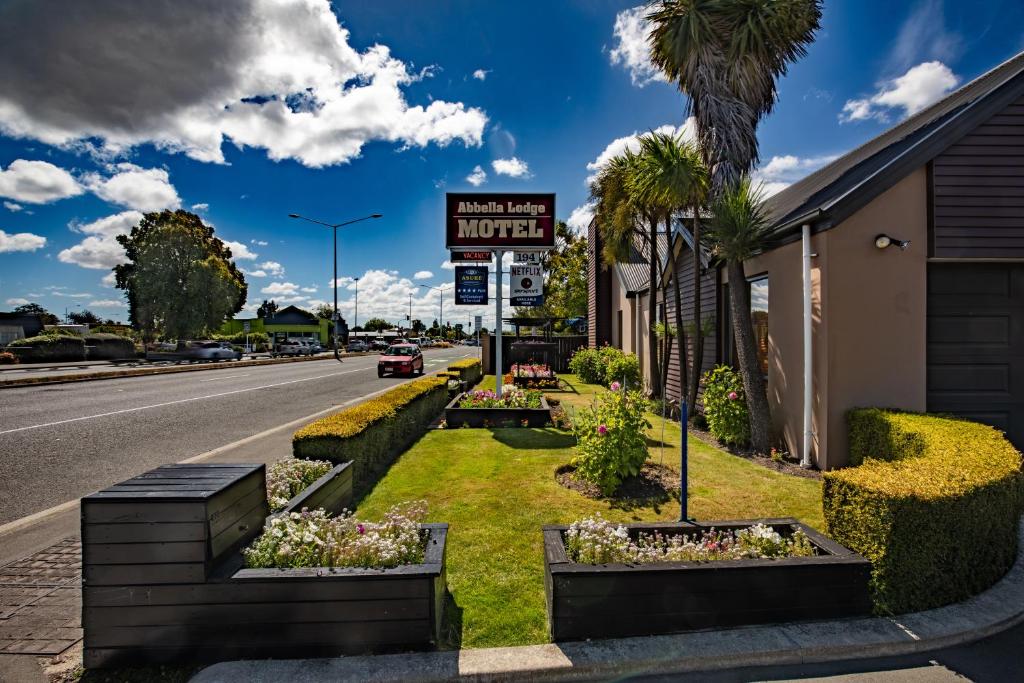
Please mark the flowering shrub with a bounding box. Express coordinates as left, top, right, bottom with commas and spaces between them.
510, 363, 554, 378
457, 386, 543, 409
243, 501, 428, 569
568, 345, 641, 389
265, 457, 334, 512
568, 347, 604, 384
571, 385, 651, 494
701, 365, 751, 446
603, 350, 640, 389
564, 515, 817, 564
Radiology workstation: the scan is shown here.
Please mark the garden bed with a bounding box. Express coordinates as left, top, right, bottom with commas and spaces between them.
275, 461, 352, 516
444, 391, 552, 428
543, 518, 871, 641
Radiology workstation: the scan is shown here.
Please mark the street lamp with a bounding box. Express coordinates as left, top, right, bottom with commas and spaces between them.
288, 212, 382, 361
420, 284, 451, 338
353, 277, 360, 333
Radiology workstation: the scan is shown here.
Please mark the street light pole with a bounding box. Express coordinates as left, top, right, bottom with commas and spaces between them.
288, 212, 382, 362
354, 277, 360, 333
420, 284, 450, 339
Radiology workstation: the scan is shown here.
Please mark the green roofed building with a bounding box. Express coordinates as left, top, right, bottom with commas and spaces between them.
220, 305, 332, 345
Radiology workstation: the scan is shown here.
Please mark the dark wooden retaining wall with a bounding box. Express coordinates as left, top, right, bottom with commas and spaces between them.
82, 463, 444, 668
444, 393, 552, 427
279, 461, 353, 516
544, 518, 871, 641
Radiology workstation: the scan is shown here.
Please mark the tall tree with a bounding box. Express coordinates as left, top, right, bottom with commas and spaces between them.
114, 210, 247, 341
68, 309, 102, 325
648, 0, 821, 451
313, 303, 335, 320
362, 317, 391, 332
12, 303, 59, 325
513, 220, 588, 325
256, 300, 278, 318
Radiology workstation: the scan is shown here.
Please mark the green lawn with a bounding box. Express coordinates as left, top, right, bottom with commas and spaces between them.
358, 374, 822, 649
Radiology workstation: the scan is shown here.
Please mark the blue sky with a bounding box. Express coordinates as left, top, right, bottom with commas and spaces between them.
1, 0, 1022, 329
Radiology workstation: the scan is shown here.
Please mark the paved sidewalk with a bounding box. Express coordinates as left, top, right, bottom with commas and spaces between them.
192, 521, 1024, 683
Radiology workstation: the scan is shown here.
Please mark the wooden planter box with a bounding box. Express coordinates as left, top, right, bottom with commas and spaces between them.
510, 374, 558, 389
276, 461, 353, 516
444, 392, 552, 428
543, 518, 872, 642
83, 463, 446, 668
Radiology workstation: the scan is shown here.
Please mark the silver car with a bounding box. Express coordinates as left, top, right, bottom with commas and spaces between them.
188, 341, 238, 361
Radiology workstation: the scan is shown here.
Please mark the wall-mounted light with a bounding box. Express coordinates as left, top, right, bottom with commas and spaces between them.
875, 233, 910, 251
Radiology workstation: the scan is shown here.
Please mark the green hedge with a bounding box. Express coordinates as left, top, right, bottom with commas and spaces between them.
293, 375, 448, 498
823, 409, 1024, 614
7, 334, 86, 362
448, 358, 482, 385
84, 333, 136, 360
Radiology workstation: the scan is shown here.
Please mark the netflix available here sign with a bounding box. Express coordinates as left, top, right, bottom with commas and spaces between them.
446, 193, 556, 249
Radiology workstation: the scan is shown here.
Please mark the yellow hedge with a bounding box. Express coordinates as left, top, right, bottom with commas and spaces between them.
293, 375, 448, 496
823, 409, 1023, 614
447, 358, 482, 384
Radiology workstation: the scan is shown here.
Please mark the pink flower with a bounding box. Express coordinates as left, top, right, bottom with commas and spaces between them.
597, 424, 608, 436
357, 524, 365, 535
727, 391, 738, 400
610, 381, 621, 391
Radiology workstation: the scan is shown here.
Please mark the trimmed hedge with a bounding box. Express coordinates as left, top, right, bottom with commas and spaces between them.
448, 358, 482, 385
7, 334, 86, 362
84, 333, 136, 360
823, 409, 1024, 614
293, 375, 448, 498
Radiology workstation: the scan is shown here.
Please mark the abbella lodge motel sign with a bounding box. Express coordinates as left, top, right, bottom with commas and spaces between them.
446, 192, 555, 396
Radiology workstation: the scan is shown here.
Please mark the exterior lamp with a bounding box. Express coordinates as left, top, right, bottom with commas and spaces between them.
875, 234, 910, 250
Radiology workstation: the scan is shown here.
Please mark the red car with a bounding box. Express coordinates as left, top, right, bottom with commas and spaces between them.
377, 343, 424, 377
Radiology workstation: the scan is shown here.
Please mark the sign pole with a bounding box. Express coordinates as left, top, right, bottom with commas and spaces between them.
679, 399, 688, 522
495, 248, 503, 398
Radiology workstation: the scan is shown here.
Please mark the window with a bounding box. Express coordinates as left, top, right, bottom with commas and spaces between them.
749, 276, 769, 377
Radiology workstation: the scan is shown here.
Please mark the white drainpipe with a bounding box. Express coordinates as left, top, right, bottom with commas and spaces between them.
801, 224, 814, 468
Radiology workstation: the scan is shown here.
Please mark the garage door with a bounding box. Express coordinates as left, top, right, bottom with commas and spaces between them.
927, 263, 1024, 448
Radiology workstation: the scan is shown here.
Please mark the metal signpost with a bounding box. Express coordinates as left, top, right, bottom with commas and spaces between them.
446, 193, 555, 397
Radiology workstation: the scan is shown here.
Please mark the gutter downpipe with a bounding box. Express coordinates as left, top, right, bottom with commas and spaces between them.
801, 223, 814, 469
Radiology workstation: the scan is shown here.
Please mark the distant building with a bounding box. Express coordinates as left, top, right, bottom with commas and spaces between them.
220, 305, 331, 344
0, 312, 45, 345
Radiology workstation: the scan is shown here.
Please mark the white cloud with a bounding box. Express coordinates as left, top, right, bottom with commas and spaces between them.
101, 272, 117, 287
191, 202, 209, 211
466, 165, 487, 186
751, 154, 840, 197
261, 281, 299, 295
566, 203, 595, 234
885, 0, 962, 75
440, 260, 455, 271
840, 61, 959, 124
89, 298, 126, 308
59, 210, 143, 269
609, 5, 665, 87
472, 69, 490, 81
257, 260, 284, 276
492, 157, 531, 178
300, 285, 318, 293
223, 239, 257, 260
586, 119, 697, 185
6, 297, 31, 306
4, 201, 23, 212
413, 270, 433, 280
0, 229, 47, 253
0, 0, 487, 168
251, 239, 268, 246
0, 159, 83, 204
83, 163, 181, 212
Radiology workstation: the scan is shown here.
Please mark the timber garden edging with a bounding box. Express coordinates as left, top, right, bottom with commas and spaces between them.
543, 518, 872, 641
444, 392, 553, 428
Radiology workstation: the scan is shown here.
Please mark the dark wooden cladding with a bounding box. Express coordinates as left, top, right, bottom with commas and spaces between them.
82, 464, 446, 668
932, 94, 1024, 258
663, 243, 718, 404
543, 519, 871, 642
588, 218, 612, 347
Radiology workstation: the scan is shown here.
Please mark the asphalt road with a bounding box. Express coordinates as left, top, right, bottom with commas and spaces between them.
0, 347, 472, 525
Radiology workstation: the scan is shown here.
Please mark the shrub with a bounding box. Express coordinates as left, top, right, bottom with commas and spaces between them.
84, 333, 136, 360
571, 385, 651, 495
604, 351, 640, 389
0, 352, 17, 365
447, 358, 482, 384
823, 409, 1024, 614
7, 334, 86, 362
243, 502, 427, 569
265, 457, 334, 512
701, 365, 751, 446
457, 386, 543, 409
568, 347, 604, 384
293, 375, 448, 496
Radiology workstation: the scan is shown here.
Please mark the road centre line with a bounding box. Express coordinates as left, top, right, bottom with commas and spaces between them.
198, 373, 250, 382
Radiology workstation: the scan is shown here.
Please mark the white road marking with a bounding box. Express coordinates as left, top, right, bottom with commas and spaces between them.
198, 373, 250, 382
0, 366, 366, 436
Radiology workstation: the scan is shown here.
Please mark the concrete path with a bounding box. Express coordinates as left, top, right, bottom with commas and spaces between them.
192, 521, 1024, 683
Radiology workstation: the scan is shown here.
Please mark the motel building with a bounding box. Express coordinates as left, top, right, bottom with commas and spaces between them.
589, 50, 1024, 470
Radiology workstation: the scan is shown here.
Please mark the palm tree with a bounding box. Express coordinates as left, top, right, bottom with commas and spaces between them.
591, 151, 664, 398
706, 179, 774, 452
632, 132, 708, 408
647, 0, 821, 451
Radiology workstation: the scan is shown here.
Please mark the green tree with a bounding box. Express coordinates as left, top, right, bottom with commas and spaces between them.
313, 303, 335, 320
648, 0, 821, 451
513, 221, 588, 328
410, 319, 424, 335
114, 210, 247, 341
256, 300, 278, 318
362, 317, 391, 332
13, 303, 59, 325
68, 309, 102, 325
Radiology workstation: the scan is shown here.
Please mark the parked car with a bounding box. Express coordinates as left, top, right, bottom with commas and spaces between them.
371, 338, 389, 351
346, 340, 369, 353
418, 338, 433, 348
273, 339, 312, 357
306, 339, 323, 354
377, 343, 424, 377
216, 341, 244, 360
188, 341, 239, 361
463, 338, 479, 347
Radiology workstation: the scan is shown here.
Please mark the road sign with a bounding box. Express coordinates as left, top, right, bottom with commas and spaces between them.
446, 193, 556, 249
242, 321, 250, 332
449, 249, 494, 263
454, 266, 488, 305
510, 260, 544, 307
474, 314, 482, 330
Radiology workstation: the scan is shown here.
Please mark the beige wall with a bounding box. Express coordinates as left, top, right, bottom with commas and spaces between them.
737, 167, 929, 469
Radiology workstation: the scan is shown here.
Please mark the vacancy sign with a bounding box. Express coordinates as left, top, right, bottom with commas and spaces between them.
446, 193, 556, 249
511, 251, 544, 307
449, 250, 493, 263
